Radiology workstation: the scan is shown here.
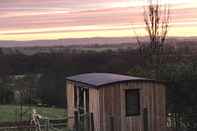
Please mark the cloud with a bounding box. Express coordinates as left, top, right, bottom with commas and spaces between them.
0, 0, 197, 40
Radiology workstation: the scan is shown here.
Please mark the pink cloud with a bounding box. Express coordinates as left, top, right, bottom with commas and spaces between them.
0, 7, 141, 30
0, 0, 197, 37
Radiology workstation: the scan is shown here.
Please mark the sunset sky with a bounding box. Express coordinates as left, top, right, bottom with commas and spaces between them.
0, 0, 197, 41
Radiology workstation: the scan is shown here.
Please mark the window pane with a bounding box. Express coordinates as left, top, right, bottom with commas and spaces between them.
125, 89, 140, 116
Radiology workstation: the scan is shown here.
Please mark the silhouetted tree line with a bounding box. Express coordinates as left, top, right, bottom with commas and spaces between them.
0, 46, 196, 114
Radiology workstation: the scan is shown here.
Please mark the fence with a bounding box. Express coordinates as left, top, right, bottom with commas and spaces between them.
0, 112, 93, 131
0, 118, 67, 131
1, 112, 197, 131
0, 121, 36, 131
167, 112, 197, 131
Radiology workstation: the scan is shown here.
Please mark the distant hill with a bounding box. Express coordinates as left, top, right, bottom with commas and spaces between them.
0, 37, 141, 47
1, 37, 197, 55
0, 36, 197, 48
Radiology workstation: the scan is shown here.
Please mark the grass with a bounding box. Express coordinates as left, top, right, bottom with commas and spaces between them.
0, 105, 66, 122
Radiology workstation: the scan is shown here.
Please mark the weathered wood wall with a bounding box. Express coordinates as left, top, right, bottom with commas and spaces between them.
119, 82, 142, 131
99, 84, 122, 131
98, 81, 166, 131
89, 88, 101, 131
66, 80, 75, 129
66, 80, 166, 131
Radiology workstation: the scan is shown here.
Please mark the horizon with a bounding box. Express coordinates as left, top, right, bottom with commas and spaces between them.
1, 36, 197, 42
0, 0, 197, 41
0, 36, 197, 48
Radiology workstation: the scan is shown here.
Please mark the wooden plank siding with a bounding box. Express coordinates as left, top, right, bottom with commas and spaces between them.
122, 81, 165, 131
66, 80, 166, 131
89, 88, 101, 131
98, 81, 166, 131
66, 80, 75, 129
119, 82, 142, 131
99, 84, 121, 131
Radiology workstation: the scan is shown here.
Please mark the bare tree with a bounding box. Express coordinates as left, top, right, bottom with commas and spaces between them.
137, 0, 170, 79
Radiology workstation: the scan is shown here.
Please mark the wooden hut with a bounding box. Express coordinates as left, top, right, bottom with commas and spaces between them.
66, 73, 166, 131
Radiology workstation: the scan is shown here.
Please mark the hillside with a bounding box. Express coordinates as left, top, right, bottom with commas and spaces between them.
1, 37, 197, 55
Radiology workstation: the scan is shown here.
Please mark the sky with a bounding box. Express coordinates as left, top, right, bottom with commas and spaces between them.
0, 0, 197, 41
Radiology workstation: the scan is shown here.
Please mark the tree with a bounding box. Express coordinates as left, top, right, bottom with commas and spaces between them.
136, 0, 170, 79
0, 76, 14, 104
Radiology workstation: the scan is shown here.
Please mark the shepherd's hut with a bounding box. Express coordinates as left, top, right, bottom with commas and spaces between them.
66, 73, 166, 131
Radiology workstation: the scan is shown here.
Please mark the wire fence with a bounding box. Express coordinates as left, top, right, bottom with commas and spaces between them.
0, 112, 91, 131
1, 112, 197, 131
167, 113, 197, 131
0, 118, 68, 131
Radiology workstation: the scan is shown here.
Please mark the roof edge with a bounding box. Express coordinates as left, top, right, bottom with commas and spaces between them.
66, 78, 166, 88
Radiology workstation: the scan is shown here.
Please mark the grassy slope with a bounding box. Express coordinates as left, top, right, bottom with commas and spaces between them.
0, 105, 66, 122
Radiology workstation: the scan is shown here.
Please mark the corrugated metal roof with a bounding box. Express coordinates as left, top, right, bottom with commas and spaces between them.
66, 73, 154, 87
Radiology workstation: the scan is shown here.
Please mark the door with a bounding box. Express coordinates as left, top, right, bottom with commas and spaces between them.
77, 87, 89, 114
74, 86, 89, 131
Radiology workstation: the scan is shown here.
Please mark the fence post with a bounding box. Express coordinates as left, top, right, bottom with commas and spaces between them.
90, 113, 94, 131
47, 119, 50, 131
175, 113, 181, 131
143, 108, 148, 131
110, 115, 114, 131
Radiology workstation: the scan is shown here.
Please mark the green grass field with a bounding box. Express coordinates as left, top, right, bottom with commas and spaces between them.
0, 105, 66, 122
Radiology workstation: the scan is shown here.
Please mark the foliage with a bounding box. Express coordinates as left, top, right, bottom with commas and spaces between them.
159, 63, 197, 113
0, 46, 196, 112
0, 76, 14, 104
129, 61, 197, 115
0, 74, 41, 105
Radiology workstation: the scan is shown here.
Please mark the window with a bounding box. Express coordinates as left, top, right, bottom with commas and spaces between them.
125, 89, 140, 116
